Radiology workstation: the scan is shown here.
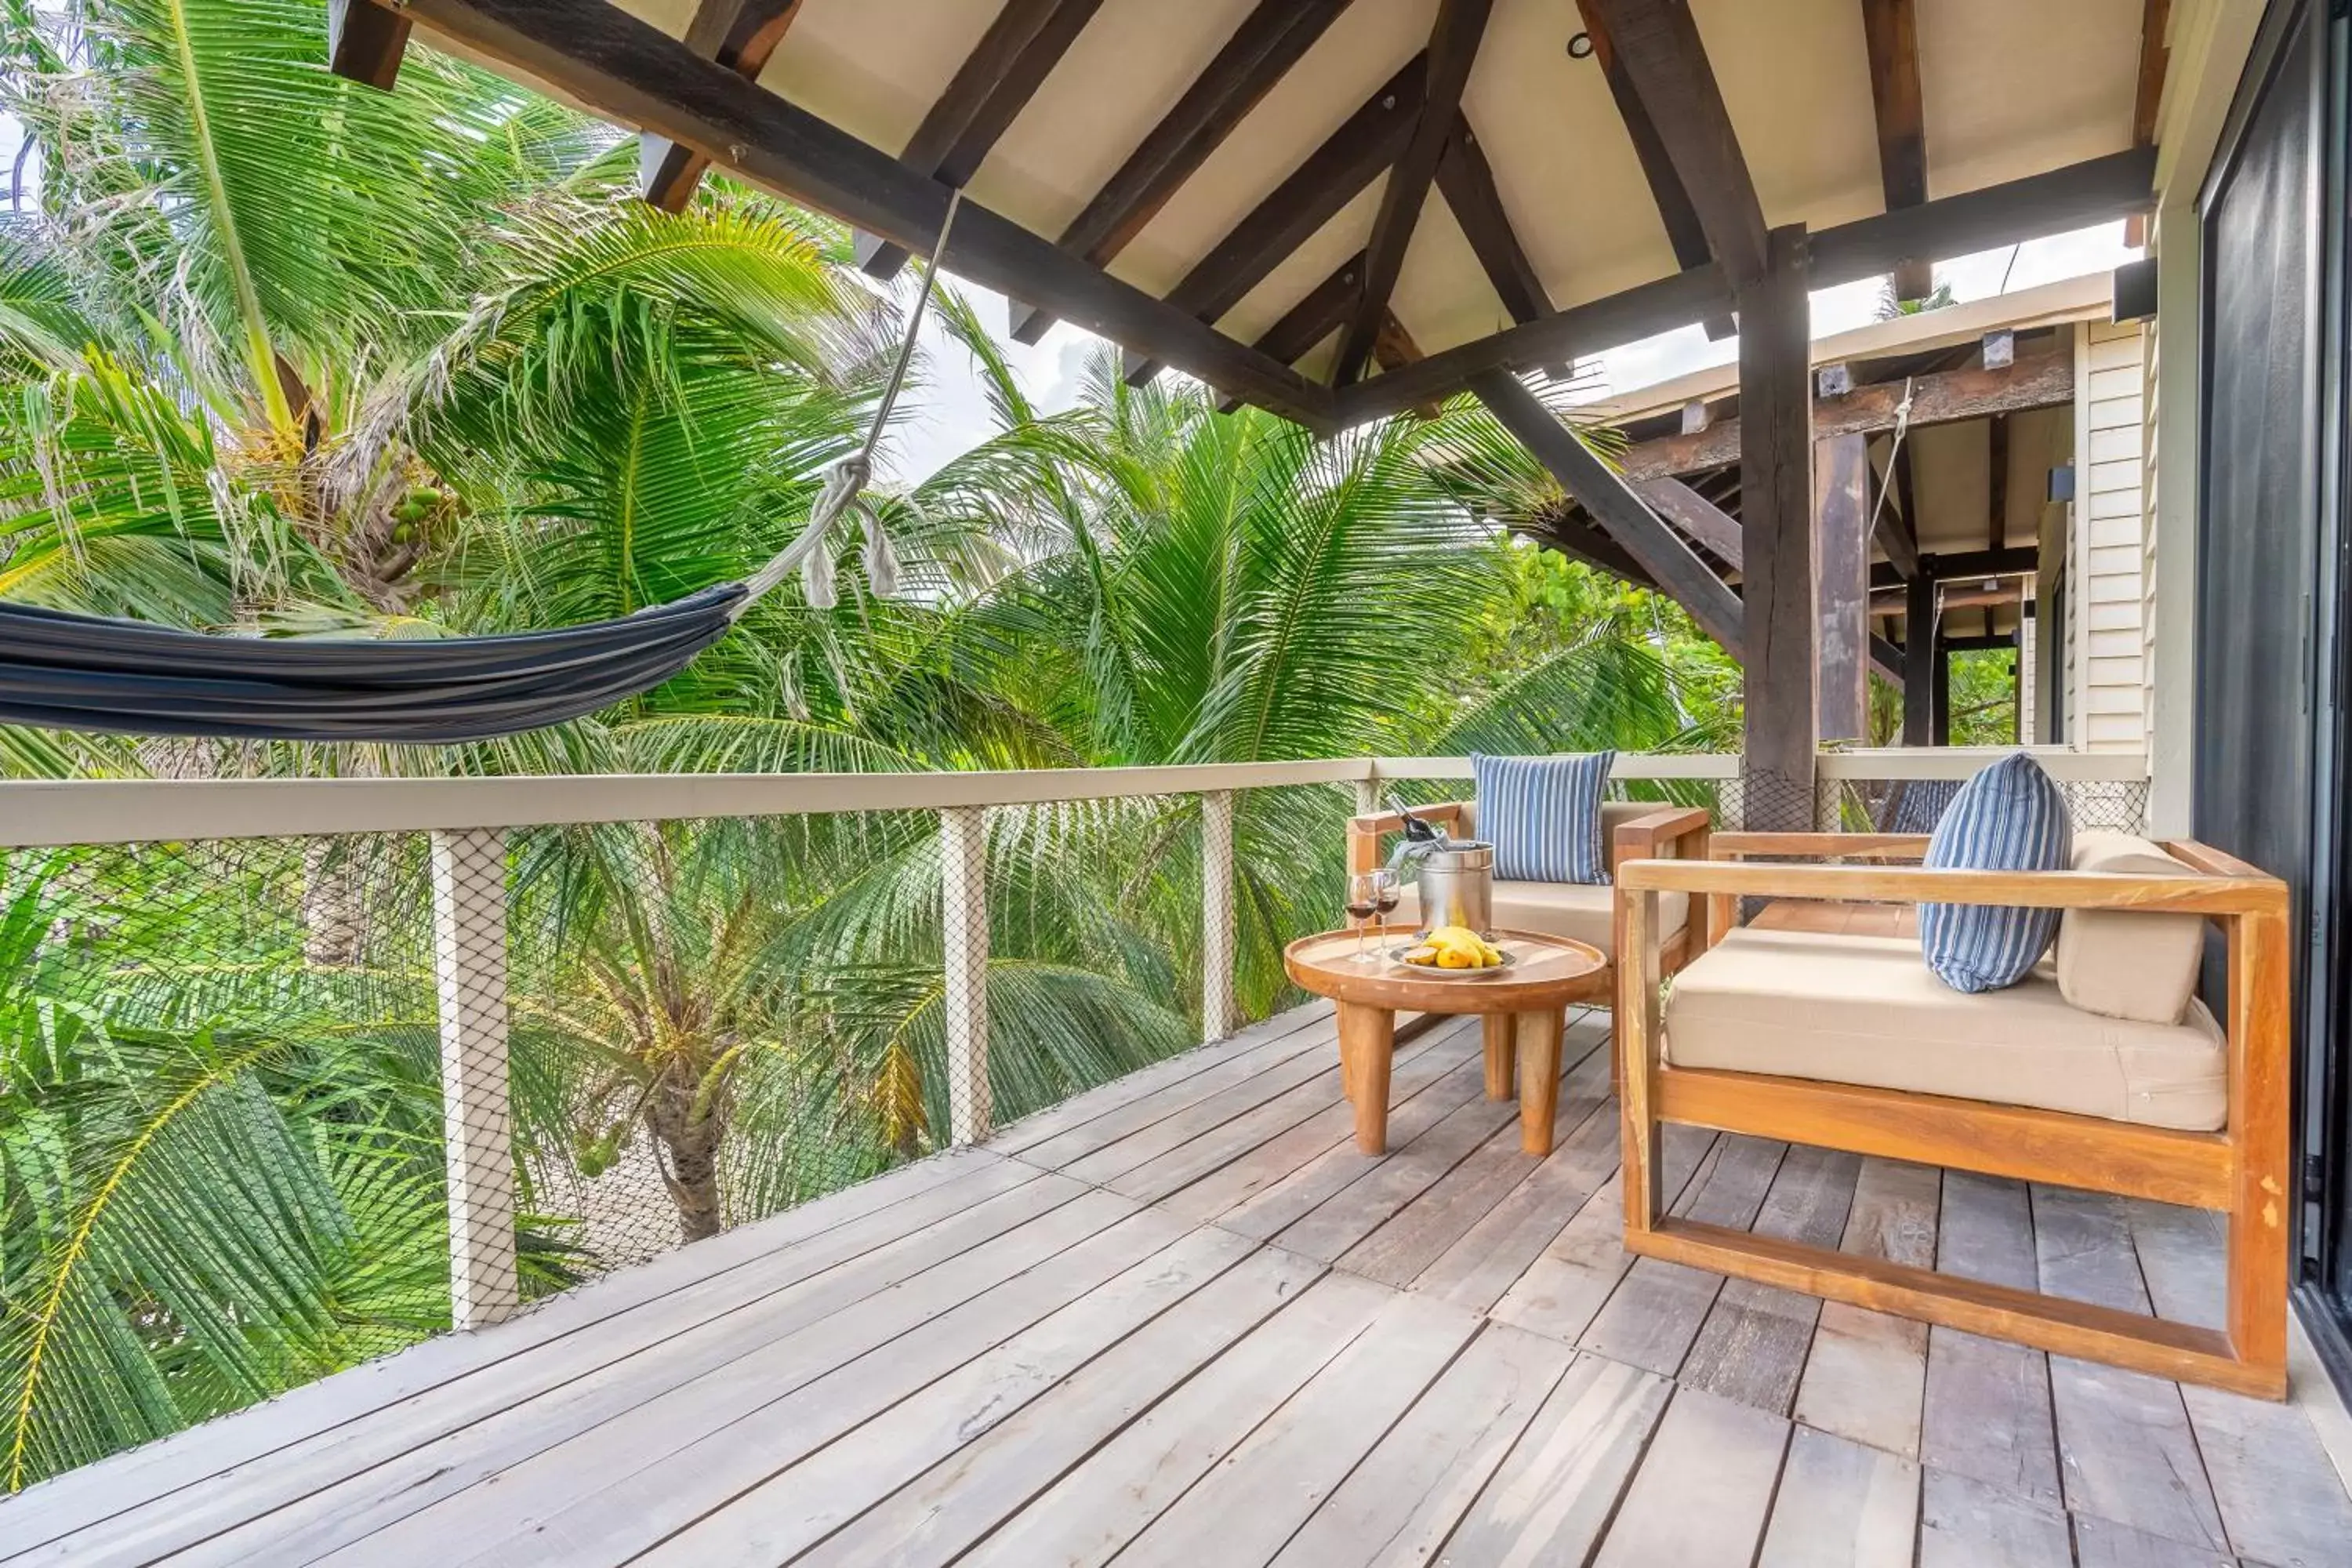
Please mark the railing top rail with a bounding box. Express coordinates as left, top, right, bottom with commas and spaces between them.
1370, 754, 1744, 781
0, 747, 2152, 847
0, 760, 1368, 847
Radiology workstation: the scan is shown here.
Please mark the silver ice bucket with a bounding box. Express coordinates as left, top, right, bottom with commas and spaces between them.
1414, 841, 1494, 936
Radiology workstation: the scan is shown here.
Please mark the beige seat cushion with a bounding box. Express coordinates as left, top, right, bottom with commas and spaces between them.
1392, 879, 1686, 958
1664, 926, 2227, 1131
2055, 833, 2205, 1025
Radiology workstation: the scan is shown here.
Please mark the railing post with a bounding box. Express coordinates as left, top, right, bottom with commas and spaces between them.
430, 828, 518, 1329
1201, 790, 1236, 1043
939, 806, 993, 1145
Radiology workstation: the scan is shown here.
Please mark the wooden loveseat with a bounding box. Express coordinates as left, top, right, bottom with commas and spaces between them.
1613, 829, 2292, 1398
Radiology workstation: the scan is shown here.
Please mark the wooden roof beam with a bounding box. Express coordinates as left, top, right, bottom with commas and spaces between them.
640, 1, 804, 212
856, 0, 1105, 280
1473, 369, 1746, 656
1621, 342, 2071, 480
400, 0, 1335, 429
1333, 0, 1492, 386
2124, 0, 2172, 245
328, 0, 412, 91
1575, 1, 1736, 339
1337, 145, 2152, 426
1586, 0, 1768, 289
1008, 0, 1355, 344
1860, 0, 1932, 301
1436, 112, 1569, 379
1124, 52, 1428, 387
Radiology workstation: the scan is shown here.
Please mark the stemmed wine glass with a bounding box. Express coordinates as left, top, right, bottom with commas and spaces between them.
1346, 869, 1397, 964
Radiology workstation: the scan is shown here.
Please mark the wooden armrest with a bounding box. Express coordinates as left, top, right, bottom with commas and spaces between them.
1613, 808, 1711, 879
1710, 831, 1929, 861
1617, 855, 2285, 916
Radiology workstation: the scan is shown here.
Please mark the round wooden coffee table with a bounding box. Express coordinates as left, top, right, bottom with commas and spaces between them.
1282, 926, 1608, 1157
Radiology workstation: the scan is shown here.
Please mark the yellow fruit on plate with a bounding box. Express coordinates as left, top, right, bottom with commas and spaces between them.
1403, 945, 1439, 965
1434, 948, 1472, 969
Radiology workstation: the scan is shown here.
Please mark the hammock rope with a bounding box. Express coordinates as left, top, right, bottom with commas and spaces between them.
0, 192, 966, 743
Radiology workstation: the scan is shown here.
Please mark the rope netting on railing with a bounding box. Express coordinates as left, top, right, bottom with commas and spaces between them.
0, 751, 2153, 1486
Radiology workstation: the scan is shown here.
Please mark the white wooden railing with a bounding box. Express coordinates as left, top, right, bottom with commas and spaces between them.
0, 749, 2147, 1327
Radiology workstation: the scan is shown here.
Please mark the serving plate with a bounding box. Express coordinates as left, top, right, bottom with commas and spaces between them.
1386, 942, 1517, 978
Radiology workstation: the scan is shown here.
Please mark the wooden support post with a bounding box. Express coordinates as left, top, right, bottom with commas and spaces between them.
1814, 432, 1871, 742
939, 806, 993, 1145
1904, 568, 1936, 745
1737, 226, 1817, 827
430, 829, 518, 1329
1932, 630, 1953, 745
1201, 790, 1236, 1044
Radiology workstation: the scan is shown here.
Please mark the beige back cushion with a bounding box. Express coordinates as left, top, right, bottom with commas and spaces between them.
2054, 833, 2205, 1025
1454, 798, 1649, 875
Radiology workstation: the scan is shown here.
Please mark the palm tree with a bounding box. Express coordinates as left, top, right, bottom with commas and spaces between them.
0, 1, 1732, 1487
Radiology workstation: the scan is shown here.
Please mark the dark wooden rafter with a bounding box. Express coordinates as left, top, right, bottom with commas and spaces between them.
1637, 476, 1744, 566
641, 0, 805, 212
399, 0, 1335, 427
1332, 0, 1493, 386
1616, 340, 2073, 480
1222, 252, 1430, 414
1985, 410, 2010, 550
2125, 0, 2172, 245
1529, 511, 1658, 586
1588, 0, 1767, 288
1873, 546, 2038, 589
1875, 438, 1922, 578
1124, 52, 1429, 387
1336, 147, 2154, 426
856, 0, 1106, 280
1472, 370, 1745, 656
1860, 0, 1932, 301
1575, 0, 1736, 339
1435, 114, 1549, 327
328, 0, 412, 91
1009, 0, 1355, 344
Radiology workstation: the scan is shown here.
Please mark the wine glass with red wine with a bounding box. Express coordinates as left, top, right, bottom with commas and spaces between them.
1345, 872, 1381, 964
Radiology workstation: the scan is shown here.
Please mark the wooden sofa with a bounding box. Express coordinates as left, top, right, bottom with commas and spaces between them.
1613, 829, 2292, 1399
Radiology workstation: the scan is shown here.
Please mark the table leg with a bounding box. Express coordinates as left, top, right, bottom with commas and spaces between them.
1339, 1002, 1395, 1155
1481, 1012, 1517, 1101
1517, 1006, 1563, 1156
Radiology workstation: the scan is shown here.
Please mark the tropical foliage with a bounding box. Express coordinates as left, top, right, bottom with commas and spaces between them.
0, 0, 1730, 1486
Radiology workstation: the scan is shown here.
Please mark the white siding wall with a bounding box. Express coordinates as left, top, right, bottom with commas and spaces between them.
2070, 319, 2151, 752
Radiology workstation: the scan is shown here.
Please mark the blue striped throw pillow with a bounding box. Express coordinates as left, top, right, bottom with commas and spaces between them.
1918, 753, 2072, 993
1472, 751, 1615, 885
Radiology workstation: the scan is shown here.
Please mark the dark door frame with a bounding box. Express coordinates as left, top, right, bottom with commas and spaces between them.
2197, 0, 2351, 1393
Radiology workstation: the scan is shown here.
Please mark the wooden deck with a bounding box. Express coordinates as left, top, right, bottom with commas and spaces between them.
5, 1001, 2350, 1567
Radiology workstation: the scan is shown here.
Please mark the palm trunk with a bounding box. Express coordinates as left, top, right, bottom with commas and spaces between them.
644, 1058, 728, 1243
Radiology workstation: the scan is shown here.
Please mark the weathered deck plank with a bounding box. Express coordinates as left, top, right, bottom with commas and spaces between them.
9, 1000, 2348, 1568
1920, 1171, 2062, 1506
1791, 1156, 1940, 1457
1265, 1321, 1573, 1566
1755, 1425, 1920, 1568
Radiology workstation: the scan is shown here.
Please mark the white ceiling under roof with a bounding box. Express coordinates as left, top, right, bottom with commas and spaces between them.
440, 0, 2154, 404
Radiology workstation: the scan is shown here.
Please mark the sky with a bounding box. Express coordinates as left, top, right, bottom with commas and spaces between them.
878, 220, 2143, 486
